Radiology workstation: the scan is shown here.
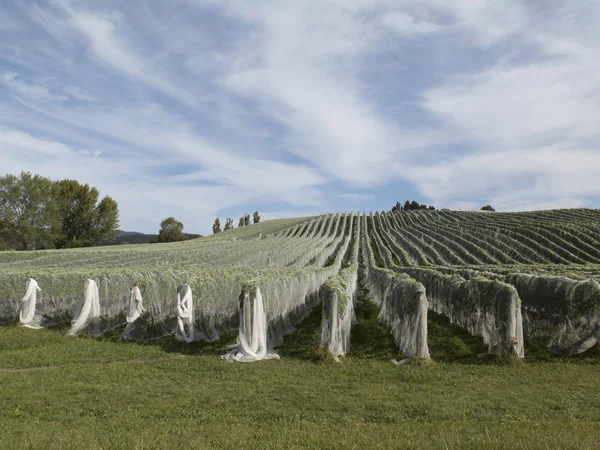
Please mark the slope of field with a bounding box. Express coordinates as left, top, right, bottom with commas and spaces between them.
1, 209, 599, 357
2, 209, 600, 448
1, 324, 599, 450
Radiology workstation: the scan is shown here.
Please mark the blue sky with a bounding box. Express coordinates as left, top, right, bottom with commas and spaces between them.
1, 1, 599, 234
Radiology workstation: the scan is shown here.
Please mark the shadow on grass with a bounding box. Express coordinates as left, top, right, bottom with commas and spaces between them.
348, 287, 404, 361
101, 328, 239, 357
426, 310, 498, 364
276, 304, 325, 362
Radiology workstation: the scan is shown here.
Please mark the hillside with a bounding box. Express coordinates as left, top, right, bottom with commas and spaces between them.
1, 210, 599, 357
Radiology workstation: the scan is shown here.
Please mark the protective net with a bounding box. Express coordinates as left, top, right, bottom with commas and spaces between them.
222, 285, 279, 362
19, 278, 44, 329
68, 279, 102, 337
505, 273, 600, 355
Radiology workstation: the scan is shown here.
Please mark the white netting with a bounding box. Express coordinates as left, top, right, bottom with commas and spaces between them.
406, 268, 524, 357
319, 268, 357, 359
126, 286, 145, 323
222, 285, 279, 362
68, 279, 101, 336
505, 273, 600, 355
361, 214, 430, 359
19, 278, 44, 329
176, 284, 195, 343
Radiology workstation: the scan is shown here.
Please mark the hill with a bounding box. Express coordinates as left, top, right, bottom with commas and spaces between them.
102, 230, 202, 245
1, 210, 599, 358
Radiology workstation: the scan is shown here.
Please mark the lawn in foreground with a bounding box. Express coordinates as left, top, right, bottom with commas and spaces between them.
1, 320, 599, 450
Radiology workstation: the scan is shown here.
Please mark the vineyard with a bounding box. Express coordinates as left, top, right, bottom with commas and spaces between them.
1, 209, 600, 360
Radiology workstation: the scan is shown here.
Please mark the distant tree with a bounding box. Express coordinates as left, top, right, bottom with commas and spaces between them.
244, 213, 250, 226
391, 201, 404, 212
158, 217, 187, 243
398, 200, 436, 211
212, 218, 222, 234
224, 218, 234, 231
95, 196, 120, 242
481, 205, 496, 212
0, 172, 60, 250
238, 217, 245, 228
55, 179, 119, 248
253, 211, 260, 224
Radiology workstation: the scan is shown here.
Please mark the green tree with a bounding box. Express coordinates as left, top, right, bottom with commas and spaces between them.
54, 179, 119, 248
398, 200, 435, 211
213, 218, 222, 234
391, 201, 403, 212
238, 217, 244, 227
481, 205, 496, 212
158, 217, 187, 243
0, 172, 60, 250
244, 213, 250, 226
95, 197, 119, 242
253, 211, 260, 224
224, 218, 234, 231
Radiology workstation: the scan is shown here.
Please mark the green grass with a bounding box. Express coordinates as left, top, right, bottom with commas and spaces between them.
1, 312, 600, 449
348, 287, 404, 360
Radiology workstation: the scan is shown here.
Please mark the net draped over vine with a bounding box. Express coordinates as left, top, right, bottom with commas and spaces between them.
1, 209, 599, 358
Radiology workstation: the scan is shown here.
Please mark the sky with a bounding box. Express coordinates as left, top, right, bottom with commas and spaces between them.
1, 1, 599, 234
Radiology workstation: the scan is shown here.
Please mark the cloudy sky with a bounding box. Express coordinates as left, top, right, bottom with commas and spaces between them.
1, 1, 599, 234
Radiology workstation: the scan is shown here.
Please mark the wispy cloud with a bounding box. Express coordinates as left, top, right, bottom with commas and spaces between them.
1, 72, 68, 101
337, 193, 372, 201
63, 86, 97, 101
0, 0, 598, 232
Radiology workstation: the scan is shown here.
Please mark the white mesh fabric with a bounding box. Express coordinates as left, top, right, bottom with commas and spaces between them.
126, 286, 145, 323
68, 279, 101, 336
176, 284, 194, 343
19, 278, 43, 329
223, 286, 279, 362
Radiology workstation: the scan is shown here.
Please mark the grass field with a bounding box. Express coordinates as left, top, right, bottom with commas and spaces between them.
3, 210, 600, 448
2, 292, 599, 450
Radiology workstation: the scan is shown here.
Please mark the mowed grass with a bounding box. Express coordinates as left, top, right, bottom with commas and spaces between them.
1, 306, 600, 450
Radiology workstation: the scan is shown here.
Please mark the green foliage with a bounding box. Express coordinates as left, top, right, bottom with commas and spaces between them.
253, 210, 260, 224
212, 217, 222, 234
224, 218, 233, 231
0, 173, 118, 250
157, 217, 187, 242
238, 217, 244, 227
0, 171, 60, 250
244, 213, 250, 226
392, 200, 436, 212
54, 179, 119, 248
481, 204, 496, 211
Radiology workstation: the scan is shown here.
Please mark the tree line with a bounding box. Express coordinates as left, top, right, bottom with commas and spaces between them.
390, 200, 496, 213
155, 211, 261, 243
391, 200, 436, 212
0, 172, 119, 251
213, 211, 260, 234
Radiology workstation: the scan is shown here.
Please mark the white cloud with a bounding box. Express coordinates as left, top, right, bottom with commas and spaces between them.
1, 0, 599, 232
382, 11, 445, 36
407, 147, 600, 210
337, 193, 372, 201
1, 72, 68, 101
63, 86, 97, 101
422, 58, 600, 147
